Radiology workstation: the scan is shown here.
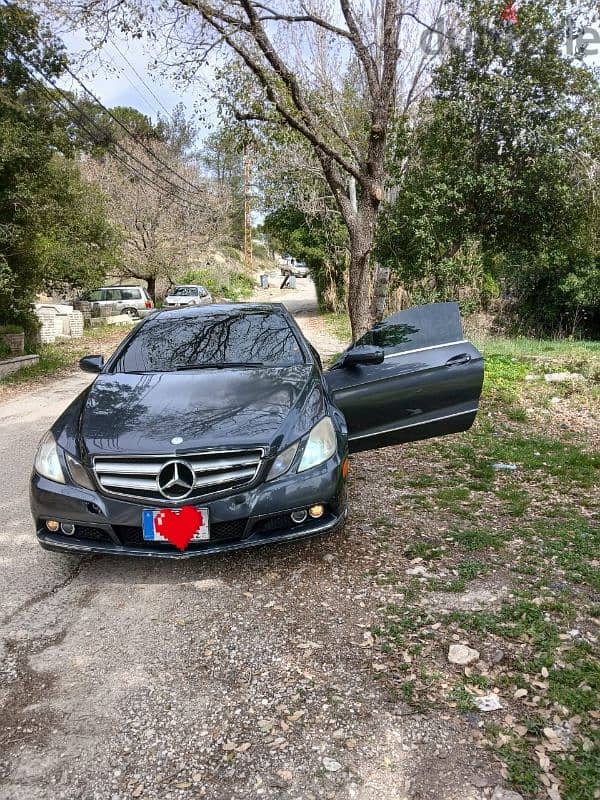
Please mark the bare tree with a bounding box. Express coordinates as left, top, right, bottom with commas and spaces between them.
80, 140, 228, 299
49, 0, 440, 337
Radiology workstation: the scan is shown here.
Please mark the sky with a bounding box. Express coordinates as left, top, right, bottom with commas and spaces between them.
59, 29, 217, 144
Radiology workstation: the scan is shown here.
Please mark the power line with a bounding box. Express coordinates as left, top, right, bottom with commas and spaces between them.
19, 52, 208, 209
0, 0, 207, 198
26, 70, 208, 215
108, 40, 176, 123
61, 63, 206, 196
104, 43, 158, 118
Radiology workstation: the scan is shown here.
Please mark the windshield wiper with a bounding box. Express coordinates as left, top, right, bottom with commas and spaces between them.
173, 361, 265, 371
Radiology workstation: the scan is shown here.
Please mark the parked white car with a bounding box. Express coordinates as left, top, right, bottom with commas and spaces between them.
281, 261, 310, 278
78, 286, 154, 317
164, 285, 213, 308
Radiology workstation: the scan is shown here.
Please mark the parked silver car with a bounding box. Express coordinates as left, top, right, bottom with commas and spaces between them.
280, 261, 310, 278
80, 286, 154, 317
164, 285, 213, 308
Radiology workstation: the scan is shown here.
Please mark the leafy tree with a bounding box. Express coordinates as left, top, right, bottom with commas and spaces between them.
200, 126, 245, 248
377, 0, 600, 335
262, 206, 348, 312
0, 3, 118, 331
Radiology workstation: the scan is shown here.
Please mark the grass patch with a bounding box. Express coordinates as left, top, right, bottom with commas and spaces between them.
433, 485, 471, 507
1, 343, 80, 384
366, 331, 598, 800
497, 739, 541, 796
483, 353, 528, 404
477, 335, 600, 362
404, 538, 443, 561
450, 526, 507, 551
496, 485, 530, 516
321, 312, 352, 346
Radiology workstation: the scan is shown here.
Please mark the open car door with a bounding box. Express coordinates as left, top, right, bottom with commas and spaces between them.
325, 303, 484, 453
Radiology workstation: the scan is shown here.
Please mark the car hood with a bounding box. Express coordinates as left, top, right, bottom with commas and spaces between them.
77, 365, 325, 456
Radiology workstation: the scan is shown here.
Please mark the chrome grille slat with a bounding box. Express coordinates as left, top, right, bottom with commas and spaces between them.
193, 466, 256, 489
92, 449, 263, 502
99, 475, 158, 490
189, 456, 259, 472
95, 462, 161, 475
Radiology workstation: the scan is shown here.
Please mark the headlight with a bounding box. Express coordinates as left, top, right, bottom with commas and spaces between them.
65, 452, 96, 491
34, 431, 66, 484
298, 417, 337, 473
266, 442, 298, 481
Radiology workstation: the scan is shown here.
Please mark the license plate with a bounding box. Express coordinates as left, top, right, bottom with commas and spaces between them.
142, 508, 210, 542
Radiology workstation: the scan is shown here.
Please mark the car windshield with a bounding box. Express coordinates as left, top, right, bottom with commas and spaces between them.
171, 286, 199, 296
110, 310, 305, 372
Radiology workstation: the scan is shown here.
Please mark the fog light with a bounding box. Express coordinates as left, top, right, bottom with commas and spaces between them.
45, 519, 59, 532
291, 509, 308, 524
308, 504, 324, 519
60, 522, 75, 536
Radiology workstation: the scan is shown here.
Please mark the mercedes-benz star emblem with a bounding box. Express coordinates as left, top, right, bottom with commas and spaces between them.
157, 460, 195, 500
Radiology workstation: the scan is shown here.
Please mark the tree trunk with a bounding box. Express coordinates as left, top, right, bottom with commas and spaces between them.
347, 197, 379, 342
371, 264, 391, 323
146, 276, 156, 301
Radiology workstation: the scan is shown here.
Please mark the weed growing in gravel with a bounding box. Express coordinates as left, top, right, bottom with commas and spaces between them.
368, 340, 599, 800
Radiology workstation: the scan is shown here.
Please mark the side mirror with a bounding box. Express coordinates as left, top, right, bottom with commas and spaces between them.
79, 355, 104, 373
340, 345, 385, 368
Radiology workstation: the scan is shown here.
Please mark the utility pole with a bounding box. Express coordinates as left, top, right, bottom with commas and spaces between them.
243, 146, 253, 272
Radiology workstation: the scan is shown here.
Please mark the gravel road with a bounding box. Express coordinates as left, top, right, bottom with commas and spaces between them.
0, 280, 500, 800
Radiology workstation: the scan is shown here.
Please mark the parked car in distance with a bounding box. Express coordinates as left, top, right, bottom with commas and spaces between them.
281, 261, 310, 278
79, 286, 153, 317
31, 301, 484, 559
164, 285, 212, 308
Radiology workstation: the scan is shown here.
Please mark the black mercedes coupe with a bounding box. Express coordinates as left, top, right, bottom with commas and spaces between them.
30, 302, 483, 557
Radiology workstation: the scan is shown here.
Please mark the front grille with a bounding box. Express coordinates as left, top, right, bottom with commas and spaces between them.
113, 518, 248, 549
93, 450, 263, 502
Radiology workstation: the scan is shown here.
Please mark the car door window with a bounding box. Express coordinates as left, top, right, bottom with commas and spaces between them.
105, 289, 121, 302
88, 290, 104, 302
356, 302, 465, 356
121, 288, 140, 301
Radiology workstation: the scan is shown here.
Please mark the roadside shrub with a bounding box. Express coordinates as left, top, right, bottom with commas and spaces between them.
178, 269, 254, 301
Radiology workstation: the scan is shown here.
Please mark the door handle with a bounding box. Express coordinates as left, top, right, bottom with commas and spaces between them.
445, 353, 471, 366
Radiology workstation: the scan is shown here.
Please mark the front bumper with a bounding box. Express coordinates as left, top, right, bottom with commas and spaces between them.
30, 456, 347, 558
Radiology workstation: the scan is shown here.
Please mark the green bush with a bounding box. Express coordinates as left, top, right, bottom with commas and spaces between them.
0, 340, 11, 359
0, 324, 24, 334
178, 269, 254, 301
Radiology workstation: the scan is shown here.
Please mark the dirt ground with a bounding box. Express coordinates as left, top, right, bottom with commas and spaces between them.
0, 278, 594, 800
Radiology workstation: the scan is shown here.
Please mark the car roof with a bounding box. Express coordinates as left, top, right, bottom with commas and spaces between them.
170, 284, 205, 289
154, 302, 287, 320
98, 285, 143, 290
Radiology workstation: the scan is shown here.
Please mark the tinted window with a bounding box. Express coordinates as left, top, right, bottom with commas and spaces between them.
356, 302, 463, 355
121, 288, 141, 300
110, 310, 305, 373
105, 289, 121, 301
88, 290, 103, 302
172, 286, 199, 297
